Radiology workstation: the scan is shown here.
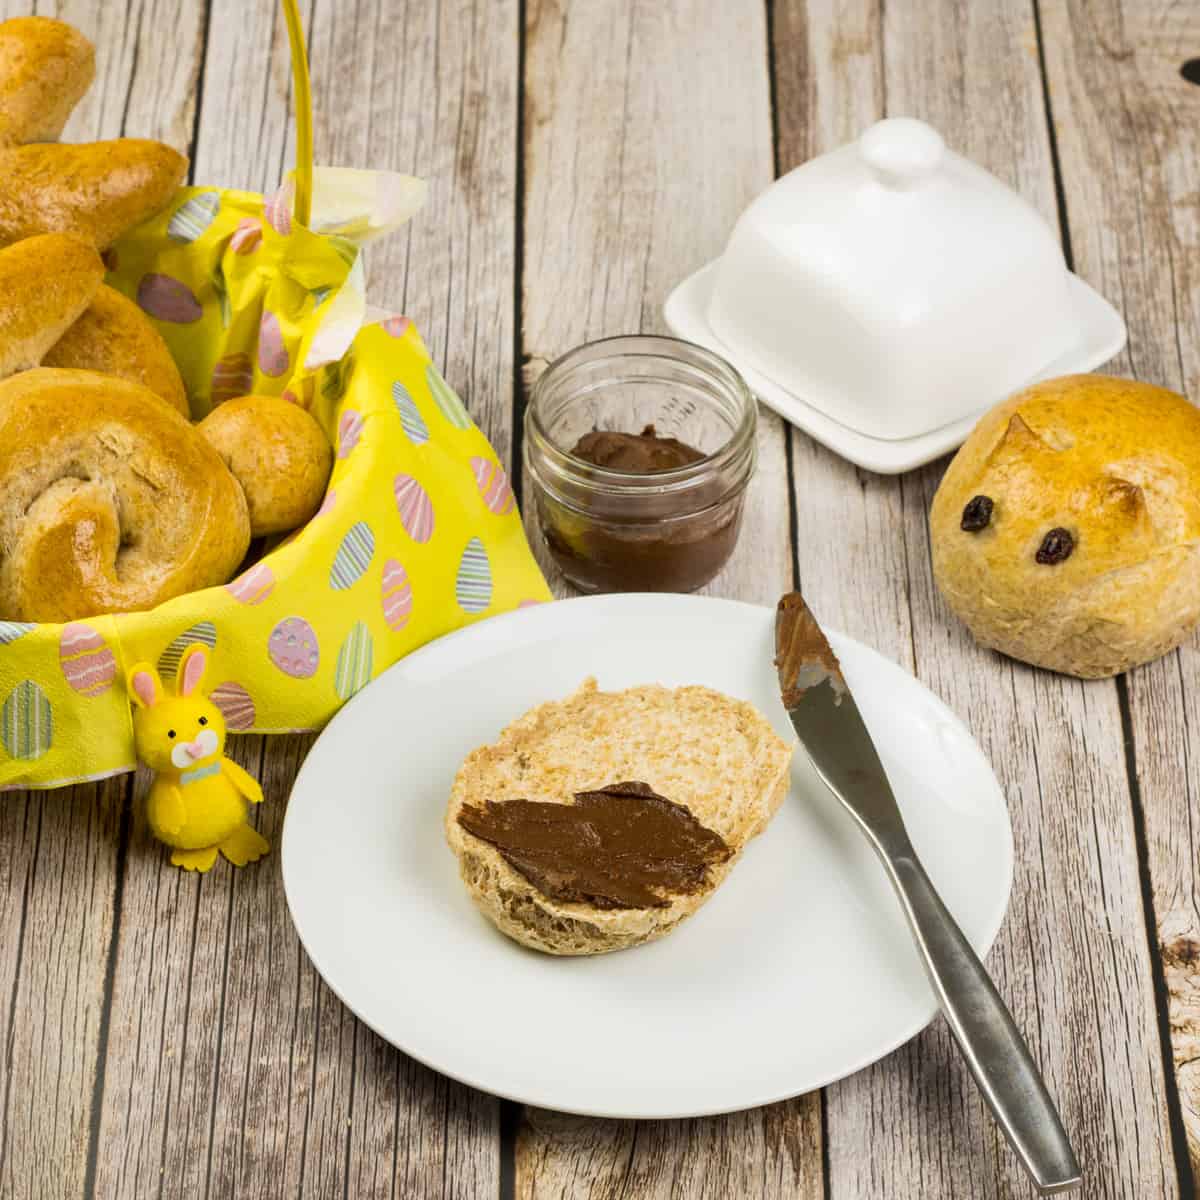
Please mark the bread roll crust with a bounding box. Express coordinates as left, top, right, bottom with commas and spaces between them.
0, 17, 94, 146
0, 232, 103, 379
197, 395, 332, 536
931, 374, 1200, 677
0, 368, 250, 622
44, 284, 188, 414
446, 679, 794, 955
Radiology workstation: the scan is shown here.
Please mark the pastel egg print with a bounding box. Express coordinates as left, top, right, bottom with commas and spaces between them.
225, 562, 275, 605
380, 559, 413, 632
269, 617, 319, 679
167, 191, 220, 243
330, 521, 376, 590
230, 217, 263, 255
59, 623, 116, 697
470, 456, 515, 516
393, 473, 435, 543
264, 179, 293, 234
157, 621, 217, 677
211, 351, 254, 405
0, 621, 34, 645
209, 681, 256, 731
258, 310, 289, 377
425, 364, 471, 430
334, 622, 374, 701
137, 273, 202, 324
2, 680, 52, 761
392, 380, 429, 445
337, 409, 364, 459
455, 538, 493, 614
380, 315, 410, 338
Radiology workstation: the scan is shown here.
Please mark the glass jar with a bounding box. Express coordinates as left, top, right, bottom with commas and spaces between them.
524, 336, 756, 594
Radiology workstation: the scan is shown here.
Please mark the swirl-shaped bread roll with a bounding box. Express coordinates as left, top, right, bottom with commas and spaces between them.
0, 368, 250, 622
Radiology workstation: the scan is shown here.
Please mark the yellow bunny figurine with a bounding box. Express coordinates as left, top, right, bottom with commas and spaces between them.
126, 644, 269, 872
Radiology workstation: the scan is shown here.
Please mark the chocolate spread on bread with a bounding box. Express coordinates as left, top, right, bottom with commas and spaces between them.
538, 424, 741, 593
456, 781, 732, 910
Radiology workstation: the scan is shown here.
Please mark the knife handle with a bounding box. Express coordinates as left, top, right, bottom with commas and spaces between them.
883, 851, 1082, 1195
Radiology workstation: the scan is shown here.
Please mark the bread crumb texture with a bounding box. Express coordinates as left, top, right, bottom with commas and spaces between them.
446, 678, 794, 955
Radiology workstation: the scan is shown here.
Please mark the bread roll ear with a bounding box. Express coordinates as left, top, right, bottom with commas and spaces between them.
0, 139, 188, 249
0, 17, 94, 146
0, 232, 103, 379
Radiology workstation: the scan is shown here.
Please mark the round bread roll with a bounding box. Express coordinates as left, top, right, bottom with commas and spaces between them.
930, 374, 1200, 678
198, 395, 332, 537
44, 284, 188, 415
0, 368, 250, 622
0, 17, 95, 146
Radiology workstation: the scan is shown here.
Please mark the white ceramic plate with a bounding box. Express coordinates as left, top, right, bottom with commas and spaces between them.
282, 594, 1013, 1118
664, 261, 1127, 474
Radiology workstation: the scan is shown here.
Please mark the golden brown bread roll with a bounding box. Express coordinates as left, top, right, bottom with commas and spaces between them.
198, 395, 332, 536
44, 284, 187, 414
0, 139, 187, 249
930, 374, 1200, 678
0, 232, 103, 379
0, 17, 94, 146
0, 368, 250, 622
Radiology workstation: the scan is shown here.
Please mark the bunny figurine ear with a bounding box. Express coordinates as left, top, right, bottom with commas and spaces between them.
176, 643, 209, 698
127, 662, 163, 709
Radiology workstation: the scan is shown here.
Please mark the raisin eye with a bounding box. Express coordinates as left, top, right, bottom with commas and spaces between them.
1036, 527, 1074, 564
960, 495, 994, 532
167, 730, 176, 739
198, 716, 208, 726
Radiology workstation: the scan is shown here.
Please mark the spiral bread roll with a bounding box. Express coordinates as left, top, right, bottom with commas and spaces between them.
931, 374, 1200, 678
0, 232, 104, 379
198, 396, 332, 536
0, 16, 187, 249
45, 284, 188, 414
0, 369, 250, 622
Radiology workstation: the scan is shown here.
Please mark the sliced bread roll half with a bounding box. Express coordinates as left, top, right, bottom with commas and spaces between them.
445, 678, 794, 955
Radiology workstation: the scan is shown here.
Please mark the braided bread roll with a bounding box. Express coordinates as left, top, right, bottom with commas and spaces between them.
0, 369, 250, 622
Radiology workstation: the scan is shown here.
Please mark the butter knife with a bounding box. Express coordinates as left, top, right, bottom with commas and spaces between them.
775, 592, 1081, 1195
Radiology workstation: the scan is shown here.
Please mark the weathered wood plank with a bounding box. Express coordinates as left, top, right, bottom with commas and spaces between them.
92, 1, 512, 1196
0, 2, 204, 1197
519, 0, 793, 608
516, 0, 818, 1194
1040, 0, 1200, 1178
0, 781, 124, 1200
775, 0, 1181, 1194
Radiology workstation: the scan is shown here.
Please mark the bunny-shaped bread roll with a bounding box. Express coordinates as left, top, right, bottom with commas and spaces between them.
0, 16, 187, 248
0, 368, 249, 621
127, 643, 268, 872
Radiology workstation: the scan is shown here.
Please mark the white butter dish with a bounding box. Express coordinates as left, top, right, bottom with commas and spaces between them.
664, 118, 1126, 473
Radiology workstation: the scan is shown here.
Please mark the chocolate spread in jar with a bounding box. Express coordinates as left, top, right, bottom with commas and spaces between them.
537, 424, 743, 593
456, 781, 732, 909
570, 426, 706, 473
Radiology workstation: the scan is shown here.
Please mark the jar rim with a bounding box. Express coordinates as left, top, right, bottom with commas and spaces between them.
525, 335, 757, 498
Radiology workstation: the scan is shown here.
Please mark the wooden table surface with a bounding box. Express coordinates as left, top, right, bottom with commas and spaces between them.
2, 0, 1198, 1196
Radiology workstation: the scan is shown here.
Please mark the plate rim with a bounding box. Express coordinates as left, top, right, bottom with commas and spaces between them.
281, 593, 1015, 1118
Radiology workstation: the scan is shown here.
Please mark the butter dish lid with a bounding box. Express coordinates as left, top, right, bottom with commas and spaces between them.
687, 118, 1126, 451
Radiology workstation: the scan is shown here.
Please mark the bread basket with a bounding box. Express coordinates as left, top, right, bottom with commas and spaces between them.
0, 2, 549, 789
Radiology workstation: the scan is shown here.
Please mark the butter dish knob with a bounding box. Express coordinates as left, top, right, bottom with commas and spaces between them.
859, 117, 946, 188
